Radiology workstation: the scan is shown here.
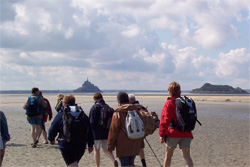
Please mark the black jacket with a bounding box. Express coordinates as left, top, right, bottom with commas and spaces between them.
48, 107, 94, 150
89, 99, 110, 140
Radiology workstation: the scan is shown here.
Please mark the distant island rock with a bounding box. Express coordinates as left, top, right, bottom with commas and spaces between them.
191, 83, 249, 94
73, 79, 102, 93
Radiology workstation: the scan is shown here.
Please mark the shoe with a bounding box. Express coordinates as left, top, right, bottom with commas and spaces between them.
31, 143, 37, 148
34, 140, 39, 144
42, 141, 49, 144
31, 140, 39, 146
114, 160, 118, 167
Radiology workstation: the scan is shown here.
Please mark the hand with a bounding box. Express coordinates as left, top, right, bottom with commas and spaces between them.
50, 141, 55, 145
88, 147, 93, 153
160, 137, 165, 143
0, 149, 5, 155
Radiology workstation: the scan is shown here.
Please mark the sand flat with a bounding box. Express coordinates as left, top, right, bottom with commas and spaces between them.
0, 94, 249, 167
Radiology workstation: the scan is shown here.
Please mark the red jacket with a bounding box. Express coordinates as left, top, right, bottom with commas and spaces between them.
159, 96, 193, 138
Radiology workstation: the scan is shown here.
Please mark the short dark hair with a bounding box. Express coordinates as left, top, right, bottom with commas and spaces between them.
93, 92, 103, 100
39, 91, 43, 96
31, 87, 39, 94
117, 92, 129, 104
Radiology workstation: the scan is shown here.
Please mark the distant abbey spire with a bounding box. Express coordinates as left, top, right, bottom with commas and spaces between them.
73, 78, 102, 93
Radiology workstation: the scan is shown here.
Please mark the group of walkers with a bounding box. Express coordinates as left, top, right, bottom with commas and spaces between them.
0, 81, 195, 167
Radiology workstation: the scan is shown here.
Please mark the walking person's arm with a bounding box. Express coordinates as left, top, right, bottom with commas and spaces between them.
107, 112, 120, 153
87, 117, 94, 153
159, 101, 174, 143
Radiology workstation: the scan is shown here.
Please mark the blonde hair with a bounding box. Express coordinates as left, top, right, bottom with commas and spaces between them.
168, 81, 181, 96
63, 95, 75, 106
57, 93, 64, 102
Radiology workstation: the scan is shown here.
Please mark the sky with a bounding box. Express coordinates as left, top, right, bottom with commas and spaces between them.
0, 0, 249, 91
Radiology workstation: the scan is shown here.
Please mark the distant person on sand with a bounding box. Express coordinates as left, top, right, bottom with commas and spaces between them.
89, 92, 118, 167
128, 94, 147, 167
36, 91, 53, 144
159, 81, 194, 167
23, 87, 47, 148
55, 93, 64, 112
48, 95, 94, 167
0, 111, 10, 167
108, 92, 144, 167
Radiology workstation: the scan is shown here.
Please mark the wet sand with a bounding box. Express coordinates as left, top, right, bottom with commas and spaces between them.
0, 94, 249, 167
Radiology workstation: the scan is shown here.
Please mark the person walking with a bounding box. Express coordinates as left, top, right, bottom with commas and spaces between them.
159, 81, 194, 167
23, 87, 47, 148
128, 94, 147, 167
36, 91, 53, 144
108, 92, 144, 167
48, 95, 94, 167
0, 111, 10, 167
89, 92, 118, 167
55, 93, 64, 112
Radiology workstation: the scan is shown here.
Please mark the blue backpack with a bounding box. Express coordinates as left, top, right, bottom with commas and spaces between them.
26, 96, 43, 116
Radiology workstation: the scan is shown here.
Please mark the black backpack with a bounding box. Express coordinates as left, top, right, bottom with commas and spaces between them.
62, 105, 89, 144
96, 103, 114, 130
169, 96, 202, 132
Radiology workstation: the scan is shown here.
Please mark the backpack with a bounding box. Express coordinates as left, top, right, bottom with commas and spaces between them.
169, 96, 202, 132
55, 100, 63, 112
123, 110, 145, 139
137, 105, 160, 135
62, 105, 89, 144
26, 96, 43, 116
97, 103, 114, 130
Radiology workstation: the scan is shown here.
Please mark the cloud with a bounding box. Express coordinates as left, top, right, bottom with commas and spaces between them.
216, 48, 250, 78
121, 24, 141, 38
0, 0, 249, 90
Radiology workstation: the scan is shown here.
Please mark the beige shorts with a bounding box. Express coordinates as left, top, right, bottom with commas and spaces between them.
165, 137, 192, 150
94, 140, 108, 149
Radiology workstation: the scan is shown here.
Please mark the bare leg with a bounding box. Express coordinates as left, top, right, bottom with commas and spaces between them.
139, 148, 146, 166
164, 147, 174, 167
36, 129, 42, 142
182, 147, 193, 167
42, 130, 48, 143
94, 147, 100, 167
0, 149, 5, 167
68, 161, 78, 167
31, 125, 36, 143
139, 148, 145, 159
35, 125, 41, 142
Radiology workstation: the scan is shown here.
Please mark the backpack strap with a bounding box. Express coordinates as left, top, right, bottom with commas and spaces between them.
168, 98, 176, 101
167, 98, 178, 129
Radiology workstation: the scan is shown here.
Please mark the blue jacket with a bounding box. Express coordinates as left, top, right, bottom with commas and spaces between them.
48, 107, 94, 150
89, 99, 109, 140
0, 111, 10, 143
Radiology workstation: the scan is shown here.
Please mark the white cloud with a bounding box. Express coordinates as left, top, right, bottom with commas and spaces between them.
36, 9, 53, 33
133, 48, 166, 67
121, 24, 140, 38
216, 48, 250, 78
